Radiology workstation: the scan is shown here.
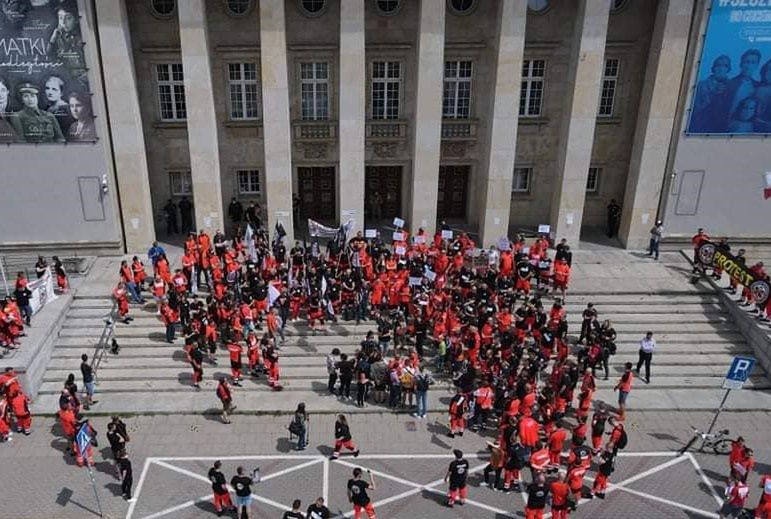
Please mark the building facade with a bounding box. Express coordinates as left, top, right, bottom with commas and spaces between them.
0, 0, 769, 254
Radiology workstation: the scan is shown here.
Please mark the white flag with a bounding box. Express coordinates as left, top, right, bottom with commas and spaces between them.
268, 285, 281, 307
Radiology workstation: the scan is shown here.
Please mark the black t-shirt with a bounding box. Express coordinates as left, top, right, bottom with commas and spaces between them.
306, 504, 330, 519
230, 475, 253, 497
208, 468, 228, 494
526, 482, 549, 509
80, 362, 93, 384
283, 512, 305, 519
336, 360, 355, 378
347, 479, 370, 506
448, 459, 469, 487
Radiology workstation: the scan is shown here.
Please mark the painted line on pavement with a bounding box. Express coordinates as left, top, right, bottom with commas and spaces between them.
687, 453, 724, 507
613, 485, 720, 518
126, 456, 153, 519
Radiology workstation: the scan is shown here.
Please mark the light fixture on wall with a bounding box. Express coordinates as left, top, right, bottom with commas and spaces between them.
101, 174, 109, 195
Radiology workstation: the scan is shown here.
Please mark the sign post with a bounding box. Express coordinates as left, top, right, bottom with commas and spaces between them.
76, 424, 103, 518
703, 356, 756, 446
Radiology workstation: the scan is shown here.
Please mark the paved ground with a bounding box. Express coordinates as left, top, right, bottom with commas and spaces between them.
2, 410, 770, 519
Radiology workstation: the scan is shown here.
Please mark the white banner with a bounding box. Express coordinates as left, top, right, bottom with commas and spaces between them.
308, 219, 339, 238
30, 268, 57, 314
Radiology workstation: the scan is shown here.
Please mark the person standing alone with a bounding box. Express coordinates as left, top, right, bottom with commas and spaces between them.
636, 331, 656, 384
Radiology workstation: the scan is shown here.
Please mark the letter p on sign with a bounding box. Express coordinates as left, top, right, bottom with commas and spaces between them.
723, 356, 756, 390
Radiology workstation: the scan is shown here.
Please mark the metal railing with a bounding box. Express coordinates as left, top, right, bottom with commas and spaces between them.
90, 301, 118, 382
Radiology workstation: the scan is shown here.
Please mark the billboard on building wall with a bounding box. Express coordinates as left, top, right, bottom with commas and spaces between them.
687, 0, 771, 135
0, 0, 96, 143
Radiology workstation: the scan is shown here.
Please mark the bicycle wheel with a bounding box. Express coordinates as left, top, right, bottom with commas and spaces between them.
713, 438, 732, 455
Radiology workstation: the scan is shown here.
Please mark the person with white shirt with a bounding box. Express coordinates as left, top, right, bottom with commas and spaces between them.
636, 331, 656, 384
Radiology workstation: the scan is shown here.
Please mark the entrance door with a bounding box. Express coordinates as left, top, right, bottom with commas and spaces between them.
437, 165, 469, 220
297, 167, 335, 221
365, 166, 402, 223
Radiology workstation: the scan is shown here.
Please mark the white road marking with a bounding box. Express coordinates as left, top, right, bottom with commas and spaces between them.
126, 456, 153, 519
687, 453, 724, 507
613, 485, 720, 518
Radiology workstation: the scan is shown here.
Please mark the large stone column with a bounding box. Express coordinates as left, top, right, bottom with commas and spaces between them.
338, 0, 365, 233
260, 0, 295, 243
408, 0, 446, 235
619, 0, 693, 249
549, 0, 610, 244
178, 0, 224, 234
95, 0, 156, 252
477, 0, 527, 247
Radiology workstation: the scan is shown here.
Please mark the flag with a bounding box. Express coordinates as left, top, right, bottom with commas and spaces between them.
307, 218, 339, 238
321, 276, 327, 297
334, 219, 355, 251
272, 221, 286, 252
268, 284, 281, 307
765, 172, 771, 200
245, 224, 257, 262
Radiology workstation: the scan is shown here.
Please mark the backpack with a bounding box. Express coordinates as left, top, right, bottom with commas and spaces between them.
617, 429, 628, 450
415, 374, 429, 392
288, 415, 304, 435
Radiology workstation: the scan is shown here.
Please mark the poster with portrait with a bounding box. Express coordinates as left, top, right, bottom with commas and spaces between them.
0, 0, 96, 143
687, 0, 771, 135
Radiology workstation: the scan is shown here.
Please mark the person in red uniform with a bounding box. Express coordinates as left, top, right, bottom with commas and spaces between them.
519, 414, 540, 448
691, 228, 710, 274
10, 388, 31, 435
471, 379, 494, 431
348, 468, 377, 519
216, 376, 235, 425
614, 362, 634, 421
227, 341, 243, 386
331, 415, 359, 460
549, 471, 571, 519
720, 476, 750, 518
591, 407, 609, 452
0, 398, 12, 442
548, 425, 568, 465
755, 473, 771, 516
552, 258, 571, 301
113, 282, 132, 324
59, 405, 77, 446
590, 448, 616, 499
448, 389, 468, 438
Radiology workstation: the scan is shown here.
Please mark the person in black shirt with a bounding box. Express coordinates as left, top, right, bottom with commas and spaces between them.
283, 499, 305, 519
347, 468, 376, 519
331, 415, 359, 460
231, 466, 256, 518
80, 354, 96, 409
13, 275, 32, 326
445, 449, 470, 507
607, 199, 622, 238
208, 460, 235, 516
306, 497, 330, 519
117, 449, 134, 501
106, 422, 126, 479
525, 473, 550, 516
336, 354, 355, 400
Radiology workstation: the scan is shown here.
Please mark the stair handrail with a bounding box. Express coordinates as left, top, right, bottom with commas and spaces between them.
90, 300, 118, 381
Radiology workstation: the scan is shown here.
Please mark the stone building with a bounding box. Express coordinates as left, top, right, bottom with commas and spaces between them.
0, 0, 768, 254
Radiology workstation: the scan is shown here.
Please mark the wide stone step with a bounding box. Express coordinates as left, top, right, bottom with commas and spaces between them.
28, 386, 771, 415
45, 354, 327, 370
62, 312, 732, 327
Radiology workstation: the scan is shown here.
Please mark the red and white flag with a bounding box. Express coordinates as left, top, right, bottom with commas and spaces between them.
765, 172, 771, 200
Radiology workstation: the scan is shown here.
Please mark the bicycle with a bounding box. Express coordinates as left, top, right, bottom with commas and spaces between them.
677, 426, 733, 456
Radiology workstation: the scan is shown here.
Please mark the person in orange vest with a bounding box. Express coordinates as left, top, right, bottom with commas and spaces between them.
59, 405, 77, 447
9, 390, 31, 435
591, 407, 610, 452
227, 341, 243, 386
246, 331, 261, 376
181, 250, 197, 294
131, 256, 147, 291
589, 448, 616, 500
264, 341, 281, 390
549, 471, 571, 519
471, 379, 494, 431
552, 258, 571, 301
188, 343, 204, 391
119, 259, 143, 304
172, 269, 188, 295
447, 389, 468, 438
548, 425, 568, 465
216, 376, 234, 424
519, 414, 541, 449
606, 417, 627, 456
266, 308, 283, 344
151, 275, 167, 314
204, 318, 218, 365
566, 441, 592, 500
613, 362, 634, 421
530, 441, 551, 476
159, 300, 178, 343
113, 282, 132, 324
0, 398, 11, 442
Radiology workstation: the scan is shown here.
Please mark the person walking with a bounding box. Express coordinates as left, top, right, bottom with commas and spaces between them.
208, 460, 235, 517
80, 354, 97, 409
347, 468, 377, 519
636, 331, 655, 384
330, 415, 359, 460
216, 376, 235, 424
614, 363, 634, 421
445, 449, 470, 507
290, 403, 309, 451
117, 449, 135, 501
648, 221, 663, 260
326, 348, 340, 395
230, 466, 256, 519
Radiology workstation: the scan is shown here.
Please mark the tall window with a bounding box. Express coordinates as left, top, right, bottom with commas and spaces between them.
300, 62, 329, 121
372, 61, 401, 120
229, 63, 260, 120
156, 63, 186, 121
520, 59, 545, 117
443, 61, 472, 119
598, 58, 619, 117
169, 171, 192, 196
236, 170, 261, 195
512, 167, 532, 194
586, 167, 600, 193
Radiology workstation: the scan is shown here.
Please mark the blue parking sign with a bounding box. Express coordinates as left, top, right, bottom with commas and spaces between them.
75, 424, 91, 456
723, 356, 756, 390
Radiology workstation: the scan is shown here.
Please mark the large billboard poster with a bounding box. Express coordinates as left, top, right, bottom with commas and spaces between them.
687, 0, 771, 135
0, 0, 96, 143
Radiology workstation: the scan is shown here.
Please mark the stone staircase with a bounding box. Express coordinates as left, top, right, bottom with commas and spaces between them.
30, 287, 771, 416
